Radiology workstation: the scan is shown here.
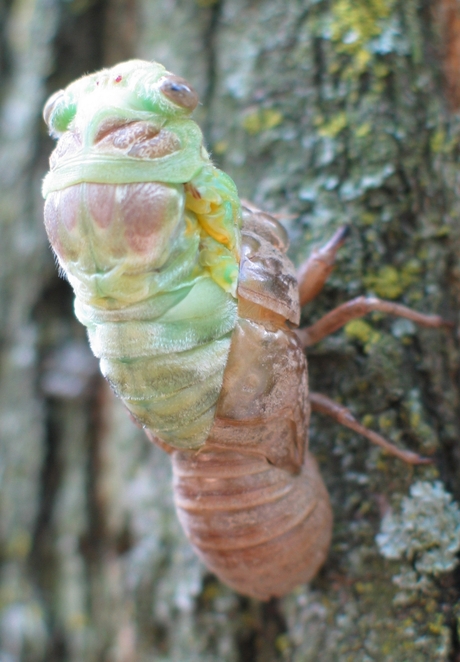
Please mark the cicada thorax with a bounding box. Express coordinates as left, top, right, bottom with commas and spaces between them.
170, 206, 333, 600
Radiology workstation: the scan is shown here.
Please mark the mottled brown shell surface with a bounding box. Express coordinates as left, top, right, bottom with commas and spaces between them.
171, 206, 332, 600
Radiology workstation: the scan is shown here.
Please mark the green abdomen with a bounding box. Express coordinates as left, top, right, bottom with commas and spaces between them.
44, 178, 238, 448
85, 277, 237, 448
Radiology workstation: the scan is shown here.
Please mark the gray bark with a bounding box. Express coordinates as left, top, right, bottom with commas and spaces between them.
1, 0, 459, 660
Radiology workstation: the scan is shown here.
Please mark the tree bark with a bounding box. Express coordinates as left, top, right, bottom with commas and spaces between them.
1, 0, 459, 660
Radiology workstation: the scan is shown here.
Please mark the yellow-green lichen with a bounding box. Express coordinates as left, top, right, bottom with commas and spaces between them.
344, 319, 380, 350
361, 211, 377, 225
430, 128, 446, 154
330, 0, 395, 76
5, 530, 31, 560
378, 411, 396, 435
241, 108, 283, 135
364, 261, 421, 299
67, 611, 87, 631
401, 389, 438, 454
318, 112, 348, 137
275, 633, 291, 654
213, 140, 229, 155
354, 122, 371, 138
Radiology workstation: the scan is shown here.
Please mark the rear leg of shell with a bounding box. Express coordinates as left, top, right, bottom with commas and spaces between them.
309, 392, 432, 465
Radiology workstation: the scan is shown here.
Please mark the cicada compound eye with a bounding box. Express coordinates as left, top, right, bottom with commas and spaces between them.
43, 89, 77, 136
159, 75, 199, 111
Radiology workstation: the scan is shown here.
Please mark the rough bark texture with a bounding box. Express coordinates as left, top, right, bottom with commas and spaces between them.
1, 0, 459, 660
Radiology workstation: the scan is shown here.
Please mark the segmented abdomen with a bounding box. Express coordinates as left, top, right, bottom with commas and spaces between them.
172, 448, 332, 600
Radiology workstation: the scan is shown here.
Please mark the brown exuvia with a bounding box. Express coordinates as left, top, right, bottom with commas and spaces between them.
42, 61, 449, 600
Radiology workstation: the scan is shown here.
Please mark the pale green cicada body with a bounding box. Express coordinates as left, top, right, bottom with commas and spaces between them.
43, 60, 243, 449
43, 61, 326, 601
44, 61, 444, 600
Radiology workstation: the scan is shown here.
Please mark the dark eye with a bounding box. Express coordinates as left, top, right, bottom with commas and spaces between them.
159, 76, 199, 111
43, 89, 77, 135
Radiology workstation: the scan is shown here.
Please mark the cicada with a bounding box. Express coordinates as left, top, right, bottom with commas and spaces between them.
42, 60, 448, 600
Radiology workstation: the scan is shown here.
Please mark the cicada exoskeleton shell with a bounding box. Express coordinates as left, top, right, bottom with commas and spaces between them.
171, 206, 332, 599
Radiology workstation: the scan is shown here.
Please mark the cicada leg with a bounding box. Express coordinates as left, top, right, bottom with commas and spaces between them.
309, 392, 431, 465
297, 226, 350, 306
297, 228, 452, 465
297, 296, 451, 347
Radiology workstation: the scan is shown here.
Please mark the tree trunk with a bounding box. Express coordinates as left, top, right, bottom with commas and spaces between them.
1, 0, 459, 660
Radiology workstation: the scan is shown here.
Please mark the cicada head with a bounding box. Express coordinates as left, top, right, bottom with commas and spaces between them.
42, 62, 211, 306
42, 61, 206, 198
43, 61, 199, 136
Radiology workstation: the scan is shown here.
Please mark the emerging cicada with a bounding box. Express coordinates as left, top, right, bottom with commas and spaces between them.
42, 61, 448, 600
